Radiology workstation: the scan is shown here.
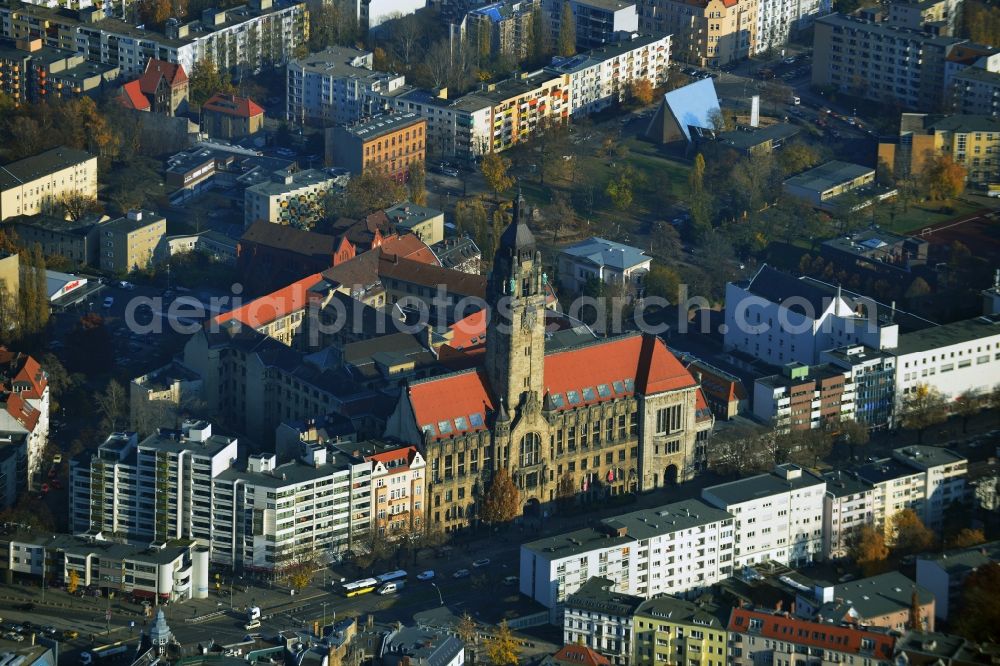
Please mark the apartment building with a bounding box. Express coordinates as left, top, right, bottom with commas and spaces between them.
854, 445, 967, 539
243, 169, 337, 229
702, 464, 826, 569
69, 422, 376, 571
361, 442, 425, 537
878, 113, 1000, 187
894, 313, 1000, 400
8, 213, 104, 267
563, 577, 644, 666
546, 33, 670, 116
752, 362, 854, 432
820, 345, 896, 430
950, 67, 1000, 117
0, 349, 49, 491
727, 608, 897, 666
632, 596, 728, 666
0, 532, 210, 603
328, 113, 426, 181
468, 0, 537, 63
0, 37, 118, 105
286, 46, 405, 125
796, 571, 936, 632
201, 93, 264, 140
887, 0, 961, 35
544, 0, 639, 51
384, 202, 444, 246
637, 0, 757, 67
98, 209, 167, 274
724, 266, 900, 367
520, 499, 735, 608
916, 541, 1000, 621
811, 13, 966, 111
1, 0, 306, 78
821, 470, 875, 560
755, 0, 827, 55
0, 147, 97, 222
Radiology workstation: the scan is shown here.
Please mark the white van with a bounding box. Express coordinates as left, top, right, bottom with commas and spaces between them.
377, 581, 402, 595
790, 96, 801, 105
245, 619, 262, 630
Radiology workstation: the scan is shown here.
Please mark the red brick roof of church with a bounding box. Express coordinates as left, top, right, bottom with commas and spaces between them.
120, 80, 151, 111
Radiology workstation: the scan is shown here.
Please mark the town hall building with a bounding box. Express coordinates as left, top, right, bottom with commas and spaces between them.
385, 200, 713, 532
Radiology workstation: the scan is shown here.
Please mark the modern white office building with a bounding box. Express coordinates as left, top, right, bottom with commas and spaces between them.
724, 266, 900, 367
894, 313, 1000, 401
702, 464, 826, 569
520, 499, 735, 608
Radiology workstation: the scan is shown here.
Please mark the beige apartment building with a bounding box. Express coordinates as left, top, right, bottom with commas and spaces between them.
0, 147, 97, 222
364, 443, 426, 537
99, 209, 167, 274
878, 113, 1000, 186
638, 0, 757, 67
0, 254, 18, 304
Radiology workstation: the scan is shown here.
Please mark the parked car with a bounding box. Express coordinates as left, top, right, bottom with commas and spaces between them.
416, 570, 435, 581
452, 569, 470, 579
118, 281, 135, 290
3, 632, 23, 642
102, 296, 114, 308
52, 454, 62, 464
503, 576, 518, 586
472, 558, 491, 568
63, 630, 79, 640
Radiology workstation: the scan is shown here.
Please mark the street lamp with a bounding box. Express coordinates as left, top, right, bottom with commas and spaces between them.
321, 601, 330, 633
430, 582, 444, 607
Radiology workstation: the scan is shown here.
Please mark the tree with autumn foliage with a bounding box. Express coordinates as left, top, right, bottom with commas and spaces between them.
851, 525, 890, 577
408, 161, 427, 206
481, 152, 514, 199
953, 390, 983, 433
484, 620, 520, 666
891, 508, 935, 555
282, 552, 316, 591
948, 528, 986, 549
923, 153, 966, 200
56, 191, 103, 222
897, 384, 949, 444
557, 1, 576, 57
67, 569, 80, 595
953, 561, 1000, 643
189, 59, 235, 107
481, 468, 520, 525
628, 78, 654, 106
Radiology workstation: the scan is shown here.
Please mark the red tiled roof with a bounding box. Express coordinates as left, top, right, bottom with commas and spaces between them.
552, 645, 611, 666
202, 92, 264, 118
379, 254, 486, 297
139, 58, 187, 95
410, 334, 697, 441
0, 348, 46, 433
727, 609, 896, 659
120, 80, 150, 111
447, 309, 487, 352
3, 392, 39, 432
214, 272, 325, 329
409, 368, 495, 439
382, 233, 440, 266
367, 444, 420, 472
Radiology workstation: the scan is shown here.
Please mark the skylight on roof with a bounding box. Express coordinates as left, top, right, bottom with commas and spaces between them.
421, 424, 435, 435
438, 420, 452, 434
550, 393, 565, 408
624, 378, 634, 392
469, 413, 484, 427
612, 380, 625, 394
597, 384, 611, 398
567, 390, 581, 405
582, 387, 596, 402
454, 416, 468, 431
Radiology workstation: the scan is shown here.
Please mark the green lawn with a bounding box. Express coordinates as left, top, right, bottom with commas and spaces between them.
870, 198, 982, 235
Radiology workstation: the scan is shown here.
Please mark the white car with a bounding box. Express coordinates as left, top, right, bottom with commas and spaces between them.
452, 569, 470, 579
416, 570, 435, 581
472, 558, 491, 568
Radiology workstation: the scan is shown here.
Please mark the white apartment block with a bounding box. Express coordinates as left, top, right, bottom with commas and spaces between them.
546, 33, 671, 116
854, 445, 967, 540
822, 470, 875, 560
951, 67, 1000, 117
755, 0, 826, 55
702, 464, 826, 569
385, 87, 494, 160
0, 0, 308, 79
520, 499, 735, 609
243, 169, 336, 229
69, 422, 239, 543
563, 577, 644, 666
0, 147, 97, 222
724, 266, 899, 367
70, 422, 375, 571
895, 313, 1000, 401
286, 46, 405, 125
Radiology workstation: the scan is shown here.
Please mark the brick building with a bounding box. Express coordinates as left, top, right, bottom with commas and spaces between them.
328, 113, 426, 181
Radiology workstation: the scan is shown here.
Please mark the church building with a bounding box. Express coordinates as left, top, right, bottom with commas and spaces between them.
385, 201, 713, 531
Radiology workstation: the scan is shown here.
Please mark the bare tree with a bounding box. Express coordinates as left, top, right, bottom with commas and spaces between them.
425, 39, 453, 89
390, 13, 423, 67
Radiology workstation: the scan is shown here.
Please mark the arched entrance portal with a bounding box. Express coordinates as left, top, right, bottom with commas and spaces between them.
665, 464, 679, 486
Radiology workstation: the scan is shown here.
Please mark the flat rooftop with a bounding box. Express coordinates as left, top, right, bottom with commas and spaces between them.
784, 160, 875, 193
245, 168, 333, 196
102, 210, 164, 233
702, 465, 825, 506
892, 445, 965, 469
894, 313, 1000, 355
342, 112, 424, 141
